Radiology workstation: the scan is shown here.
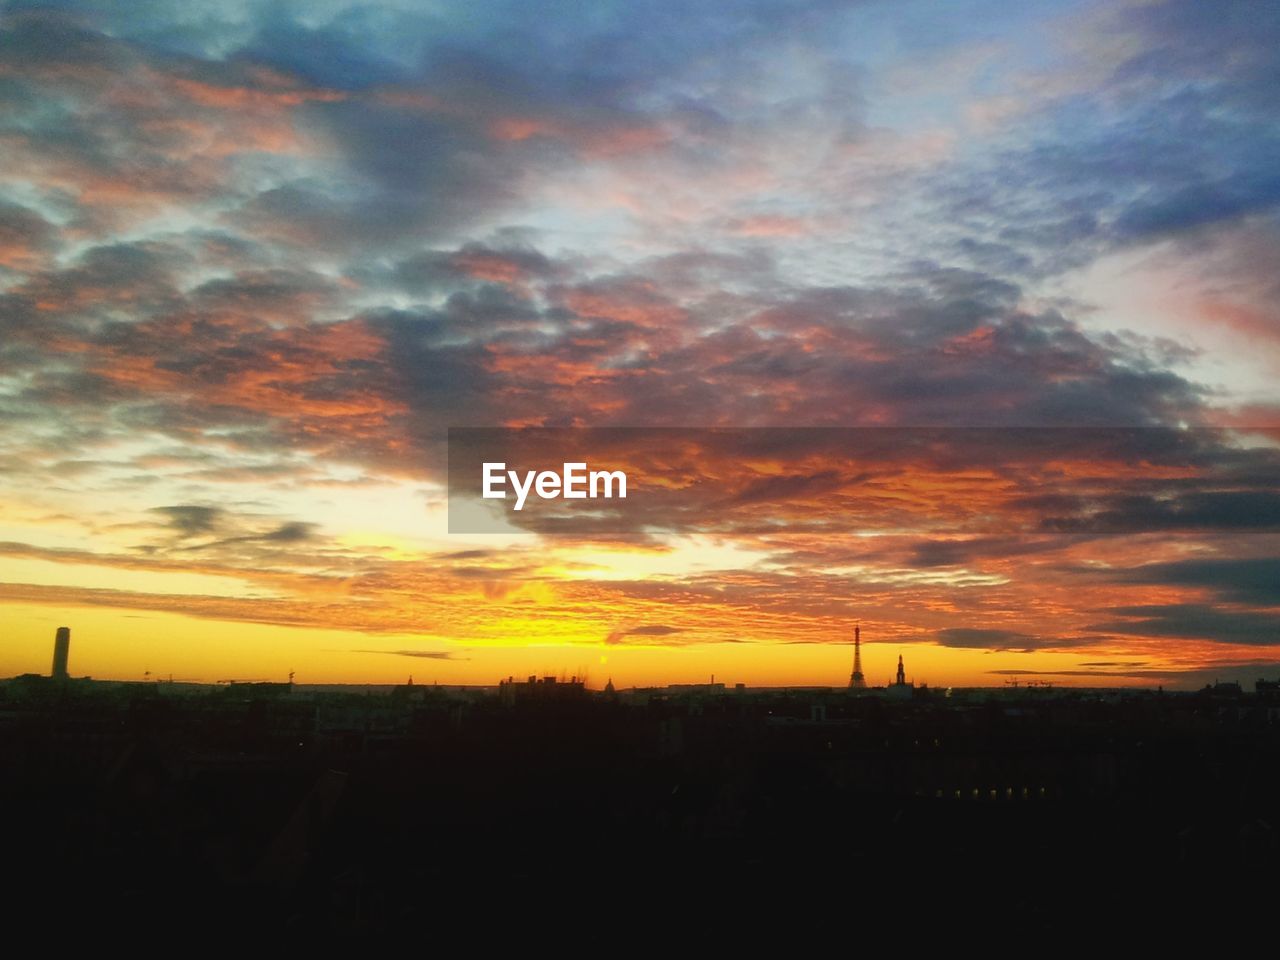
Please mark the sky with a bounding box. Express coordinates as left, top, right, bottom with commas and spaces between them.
2, 0, 1280, 689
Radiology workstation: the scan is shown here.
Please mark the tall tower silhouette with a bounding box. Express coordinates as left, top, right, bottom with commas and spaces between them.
51, 626, 70, 680
895, 653, 905, 686
849, 624, 866, 689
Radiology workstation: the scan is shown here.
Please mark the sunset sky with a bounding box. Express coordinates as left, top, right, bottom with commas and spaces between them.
3, 0, 1280, 688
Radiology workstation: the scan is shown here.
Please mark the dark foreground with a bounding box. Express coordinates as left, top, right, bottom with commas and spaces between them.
3, 677, 1278, 939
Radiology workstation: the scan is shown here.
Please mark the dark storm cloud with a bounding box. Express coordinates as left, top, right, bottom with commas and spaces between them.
1033, 491, 1280, 534
907, 538, 1075, 568
1112, 171, 1280, 243
935, 628, 1083, 651
1106, 557, 1280, 606
1091, 604, 1280, 646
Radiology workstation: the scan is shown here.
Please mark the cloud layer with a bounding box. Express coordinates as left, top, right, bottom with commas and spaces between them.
2, 1, 1279, 683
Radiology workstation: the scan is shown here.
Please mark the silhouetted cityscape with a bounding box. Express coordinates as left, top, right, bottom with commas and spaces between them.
4, 625, 1279, 936
7, 0, 1279, 943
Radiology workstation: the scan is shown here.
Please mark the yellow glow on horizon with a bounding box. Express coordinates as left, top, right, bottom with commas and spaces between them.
0, 598, 1217, 691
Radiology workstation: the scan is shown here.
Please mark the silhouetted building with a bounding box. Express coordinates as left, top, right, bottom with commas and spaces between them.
498, 674, 587, 705
1259, 678, 1280, 723
849, 623, 866, 689
886, 653, 914, 701
1205, 680, 1243, 699
51, 626, 70, 681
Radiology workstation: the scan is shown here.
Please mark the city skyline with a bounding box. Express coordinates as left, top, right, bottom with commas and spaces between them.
3, 1, 1280, 689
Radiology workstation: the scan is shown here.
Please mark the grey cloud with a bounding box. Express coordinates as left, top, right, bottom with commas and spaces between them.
1091, 603, 1280, 645
151, 504, 223, 536
1105, 557, 1280, 606
935, 627, 1088, 651
606, 624, 686, 645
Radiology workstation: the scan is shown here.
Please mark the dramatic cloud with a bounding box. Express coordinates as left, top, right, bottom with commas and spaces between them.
605, 624, 687, 646
1105, 557, 1280, 606
937, 628, 1056, 651
1092, 604, 1280, 646
3, 1, 1279, 686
